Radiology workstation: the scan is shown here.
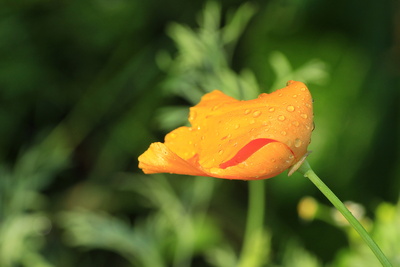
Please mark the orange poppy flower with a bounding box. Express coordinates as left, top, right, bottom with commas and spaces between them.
138, 80, 313, 180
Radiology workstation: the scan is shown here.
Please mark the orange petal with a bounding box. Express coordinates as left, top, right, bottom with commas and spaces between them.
138, 142, 208, 176
219, 138, 283, 169
207, 142, 295, 180
164, 126, 199, 160
138, 81, 313, 180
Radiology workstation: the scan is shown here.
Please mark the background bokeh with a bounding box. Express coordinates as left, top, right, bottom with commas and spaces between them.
0, 0, 399, 266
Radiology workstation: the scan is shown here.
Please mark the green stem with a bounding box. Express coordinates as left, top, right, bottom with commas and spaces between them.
237, 180, 266, 267
297, 160, 392, 267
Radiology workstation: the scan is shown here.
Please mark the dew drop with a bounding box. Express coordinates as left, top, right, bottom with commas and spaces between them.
170, 133, 177, 138
249, 119, 256, 124
252, 110, 262, 117
218, 149, 224, 155
234, 124, 240, 129
278, 115, 286, 121
212, 105, 219, 111
301, 114, 308, 119
189, 111, 197, 121
201, 136, 205, 140
294, 138, 302, 148
281, 131, 287, 136
188, 141, 193, 145
221, 134, 232, 140
244, 109, 251, 115
286, 105, 295, 112
300, 87, 306, 92
292, 94, 297, 98
268, 107, 275, 112
292, 121, 300, 127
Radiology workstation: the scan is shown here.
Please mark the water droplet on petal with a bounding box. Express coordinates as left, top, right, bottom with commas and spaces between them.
244, 109, 251, 115
252, 110, 262, 117
218, 149, 224, 155
281, 131, 287, 136
300, 87, 306, 92
278, 115, 286, 121
212, 105, 219, 111
234, 124, 240, 129
249, 119, 256, 124
190, 111, 197, 120
301, 114, 308, 119
292, 121, 300, 127
286, 105, 295, 112
268, 107, 275, 112
170, 133, 177, 138
292, 94, 297, 98
294, 138, 302, 148
221, 134, 232, 141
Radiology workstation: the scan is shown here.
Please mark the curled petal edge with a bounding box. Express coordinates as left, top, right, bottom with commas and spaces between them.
138, 142, 208, 176
138, 139, 298, 180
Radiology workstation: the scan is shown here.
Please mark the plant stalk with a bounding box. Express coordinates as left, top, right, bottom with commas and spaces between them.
297, 161, 392, 267
237, 180, 266, 267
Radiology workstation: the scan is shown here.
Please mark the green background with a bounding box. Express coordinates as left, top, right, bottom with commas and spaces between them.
0, 0, 399, 266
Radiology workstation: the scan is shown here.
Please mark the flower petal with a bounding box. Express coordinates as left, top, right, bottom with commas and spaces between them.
207, 142, 295, 180
219, 138, 280, 169
138, 142, 207, 176
164, 126, 199, 160
138, 81, 313, 180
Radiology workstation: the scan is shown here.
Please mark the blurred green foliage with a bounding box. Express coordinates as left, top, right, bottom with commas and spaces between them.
0, 0, 398, 266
